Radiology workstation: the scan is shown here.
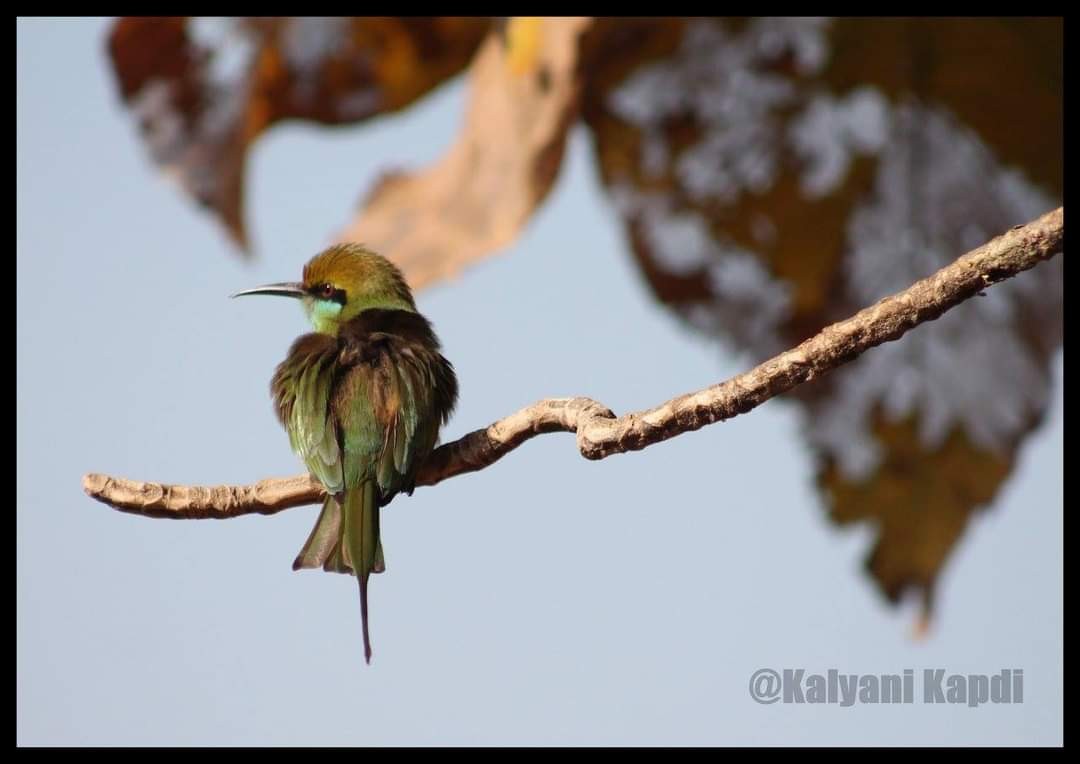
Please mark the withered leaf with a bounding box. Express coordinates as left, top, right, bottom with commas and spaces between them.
580, 17, 1062, 619
107, 17, 491, 249
822, 412, 1014, 616
335, 17, 593, 290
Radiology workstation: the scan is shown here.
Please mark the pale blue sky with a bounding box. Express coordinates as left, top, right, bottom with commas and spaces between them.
17, 18, 1062, 745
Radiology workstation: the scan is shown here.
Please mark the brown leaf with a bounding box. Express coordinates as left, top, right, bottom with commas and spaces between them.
335, 17, 593, 290
579, 17, 1062, 614
107, 17, 491, 249
821, 412, 1013, 617
824, 18, 1062, 197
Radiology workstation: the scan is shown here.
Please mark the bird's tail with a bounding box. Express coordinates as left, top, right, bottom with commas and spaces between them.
292, 493, 386, 575
292, 482, 383, 663
343, 481, 379, 664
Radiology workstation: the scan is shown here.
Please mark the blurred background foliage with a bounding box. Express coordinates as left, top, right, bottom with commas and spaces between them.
106, 17, 1062, 625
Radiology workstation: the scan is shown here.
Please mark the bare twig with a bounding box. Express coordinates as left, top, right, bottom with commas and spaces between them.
83, 207, 1064, 518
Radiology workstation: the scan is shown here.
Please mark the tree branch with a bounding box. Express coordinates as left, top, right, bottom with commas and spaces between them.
83, 207, 1064, 519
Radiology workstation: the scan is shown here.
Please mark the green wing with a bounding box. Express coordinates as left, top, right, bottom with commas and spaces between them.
272, 336, 344, 495
290, 354, 344, 494
335, 341, 443, 497
273, 326, 452, 499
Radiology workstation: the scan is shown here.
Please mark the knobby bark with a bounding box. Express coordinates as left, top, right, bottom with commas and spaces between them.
83, 207, 1063, 519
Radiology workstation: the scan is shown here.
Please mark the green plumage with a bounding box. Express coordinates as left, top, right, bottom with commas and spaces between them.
242, 245, 457, 664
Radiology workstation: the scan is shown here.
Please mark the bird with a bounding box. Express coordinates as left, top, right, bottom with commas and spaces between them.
232, 243, 458, 663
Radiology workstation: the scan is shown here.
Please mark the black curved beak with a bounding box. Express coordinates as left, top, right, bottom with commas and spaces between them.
230, 282, 307, 299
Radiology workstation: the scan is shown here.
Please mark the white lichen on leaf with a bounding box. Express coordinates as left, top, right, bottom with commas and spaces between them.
603, 18, 1061, 482
789, 87, 889, 198
127, 21, 257, 231
609, 184, 793, 354
609, 18, 830, 200
808, 103, 1061, 478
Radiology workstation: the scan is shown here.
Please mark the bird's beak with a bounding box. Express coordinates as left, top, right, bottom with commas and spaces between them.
230, 282, 307, 299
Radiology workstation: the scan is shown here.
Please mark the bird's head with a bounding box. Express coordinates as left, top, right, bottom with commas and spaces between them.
232, 244, 416, 335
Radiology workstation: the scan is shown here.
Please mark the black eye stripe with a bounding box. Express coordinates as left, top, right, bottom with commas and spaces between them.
307, 283, 347, 305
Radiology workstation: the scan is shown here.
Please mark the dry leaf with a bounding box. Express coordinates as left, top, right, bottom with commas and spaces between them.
335, 17, 593, 289
580, 17, 1062, 616
107, 17, 491, 249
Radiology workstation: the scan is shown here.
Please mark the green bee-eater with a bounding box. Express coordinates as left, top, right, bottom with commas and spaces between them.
233, 244, 458, 663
